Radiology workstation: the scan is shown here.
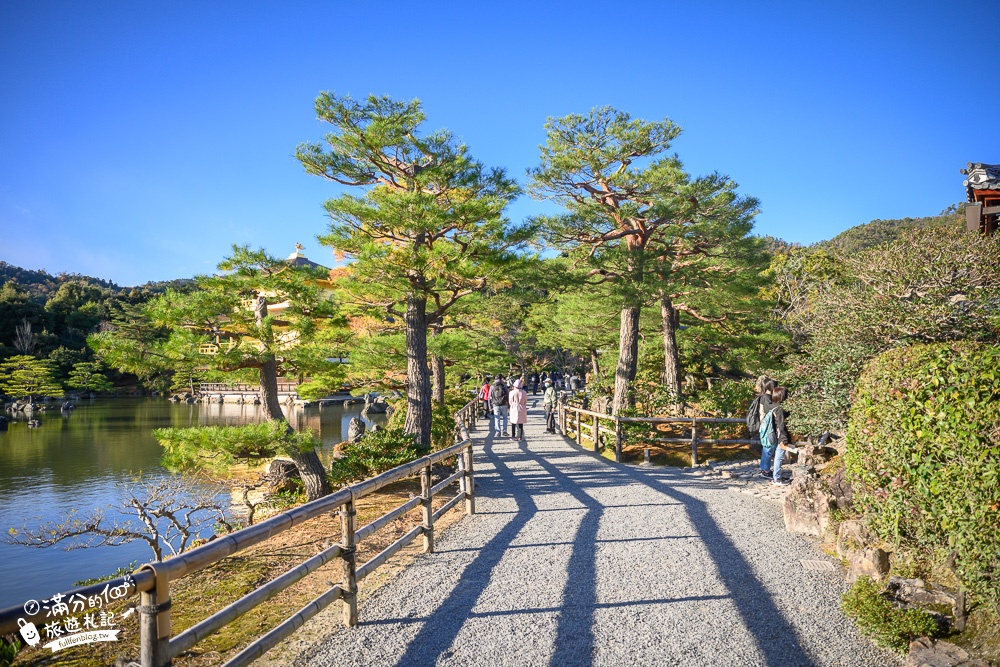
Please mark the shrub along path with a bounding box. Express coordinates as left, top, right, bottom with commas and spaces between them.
292, 402, 900, 667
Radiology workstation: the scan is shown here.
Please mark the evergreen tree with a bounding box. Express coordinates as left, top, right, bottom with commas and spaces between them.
91, 246, 342, 500
0, 355, 63, 402
66, 361, 114, 394
297, 93, 529, 448
529, 107, 758, 414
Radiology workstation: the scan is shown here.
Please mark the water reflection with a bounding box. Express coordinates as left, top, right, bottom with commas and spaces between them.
0, 398, 386, 608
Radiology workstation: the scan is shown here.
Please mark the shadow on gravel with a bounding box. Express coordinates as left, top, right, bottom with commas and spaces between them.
514, 438, 603, 667
388, 432, 539, 666
572, 444, 815, 667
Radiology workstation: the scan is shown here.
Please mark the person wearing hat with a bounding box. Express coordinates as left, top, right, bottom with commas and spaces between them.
542, 378, 558, 433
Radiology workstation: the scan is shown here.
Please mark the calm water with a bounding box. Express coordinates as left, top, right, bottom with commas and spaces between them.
0, 398, 384, 610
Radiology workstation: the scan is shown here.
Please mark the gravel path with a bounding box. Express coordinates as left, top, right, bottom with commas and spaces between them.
294, 401, 900, 667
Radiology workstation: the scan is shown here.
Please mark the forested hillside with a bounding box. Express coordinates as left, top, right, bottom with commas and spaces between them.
815, 205, 964, 254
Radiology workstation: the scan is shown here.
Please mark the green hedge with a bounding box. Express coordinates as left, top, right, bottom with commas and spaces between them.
845, 342, 1000, 609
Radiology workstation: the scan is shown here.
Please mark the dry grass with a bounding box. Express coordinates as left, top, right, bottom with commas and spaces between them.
11, 477, 466, 667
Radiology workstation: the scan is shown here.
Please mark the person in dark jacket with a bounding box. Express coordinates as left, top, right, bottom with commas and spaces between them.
768, 386, 798, 485
756, 376, 777, 478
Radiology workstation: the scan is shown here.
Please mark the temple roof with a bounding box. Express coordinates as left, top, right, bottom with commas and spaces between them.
961, 162, 1000, 199
286, 244, 329, 271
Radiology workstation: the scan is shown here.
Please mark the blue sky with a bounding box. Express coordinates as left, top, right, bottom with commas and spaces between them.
1, 1, 997, 286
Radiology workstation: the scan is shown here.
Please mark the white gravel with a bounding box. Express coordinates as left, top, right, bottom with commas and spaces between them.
292, 401, 901, 667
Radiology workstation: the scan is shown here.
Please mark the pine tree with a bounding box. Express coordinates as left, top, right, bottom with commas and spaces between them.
0, 355, 63, 402
91, 246, 343, 500
529, 107, 758, 414
297, 93, 529, 448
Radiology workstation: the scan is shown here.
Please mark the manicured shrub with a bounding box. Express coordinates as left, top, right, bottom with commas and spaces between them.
329, 427, 421, 486
841, 576, 940, 653
846, 342, 1000, 609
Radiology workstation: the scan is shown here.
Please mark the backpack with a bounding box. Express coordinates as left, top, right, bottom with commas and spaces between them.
490, 383, 508, 407
758, 407, 778, 448
746, 395, 764, 432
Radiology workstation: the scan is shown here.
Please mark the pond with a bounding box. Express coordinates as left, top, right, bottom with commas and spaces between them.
0, 398, 385, 610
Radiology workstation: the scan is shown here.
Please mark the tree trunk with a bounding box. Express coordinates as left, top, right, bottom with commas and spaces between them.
590, 350, 601, 381
659, 291, 683, 405
256, 296, 332, 501
430, 328, 445, 407
404, 294, 432, 449
612, 304, 641, 415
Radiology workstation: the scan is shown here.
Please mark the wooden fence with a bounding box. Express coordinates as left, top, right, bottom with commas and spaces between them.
198, 382, 300, 394
558, 399, 757, 466
0, 401, 479, 667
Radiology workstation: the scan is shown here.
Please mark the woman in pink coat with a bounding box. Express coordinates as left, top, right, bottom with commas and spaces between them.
509, 378, 528, 440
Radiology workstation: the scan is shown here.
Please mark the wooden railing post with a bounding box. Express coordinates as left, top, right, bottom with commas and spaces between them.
690, 418, 699, 467
340, 496, 358, 627
421, 462, 434, 553
593, 414, 600, 452
139, 563, 171, 667
575, 409, 582, 445
614, 416, 623, 464
463, 443, 476, 515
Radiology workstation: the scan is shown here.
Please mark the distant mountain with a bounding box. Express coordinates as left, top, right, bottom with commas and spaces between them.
814, 205, 965, 255
0, 261, 189, 300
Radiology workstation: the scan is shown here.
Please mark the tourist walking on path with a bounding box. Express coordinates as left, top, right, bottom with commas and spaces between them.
479, 376, 492, 420
767, 386, 797, 485
751, 376, 777, 478
490, 375, 509, 437
530, 372, 539, 395
509, 379, 528, 440
542, 378, 558, 433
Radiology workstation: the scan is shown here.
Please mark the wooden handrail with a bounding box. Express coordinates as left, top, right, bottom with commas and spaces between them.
558, 400, 758, 467
0, 401, 480, 667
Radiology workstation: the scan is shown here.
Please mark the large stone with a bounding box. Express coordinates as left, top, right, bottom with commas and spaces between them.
827, 467, 854, 511
347, 417, 366, 443
783, 473, 835, 536
906, 637, 990, 667
847, 546, 890, 583
266, 459, 300, 494
836, 520, 874, 560
362, 395, 389, 414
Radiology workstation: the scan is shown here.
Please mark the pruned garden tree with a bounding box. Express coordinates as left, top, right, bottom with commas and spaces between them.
90, 246, 343, 500
529, 107, 759, 414
297, 93, 530, 448
0, 354, 63, 402
66, 361, 114, 394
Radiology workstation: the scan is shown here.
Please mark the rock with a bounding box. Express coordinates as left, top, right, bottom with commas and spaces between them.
906, 637, 990, 667
184, 396, 196, 404
783, 473, 835, 536
836, 520, 875, 560
347, 417, 366, 443
888, 578, 964, 626
827, 467, 854, 511
266, 459, 300, 494
332, 441, 348, 460
168, 395, 181, 403
790, 464, 815, 479
60, 401, 75, 411
370, 424, 382, 433
847, 546, 890, 583
27, 419, 41, 428
363, 394, 389, 414
252, 397, 261, 405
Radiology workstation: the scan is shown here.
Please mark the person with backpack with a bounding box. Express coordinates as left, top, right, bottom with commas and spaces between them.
747, 376, 776, 477
490, 374, 509, 437
542, 378, 558, 433
509, 378, 528, 440
760, 385, 798, 485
